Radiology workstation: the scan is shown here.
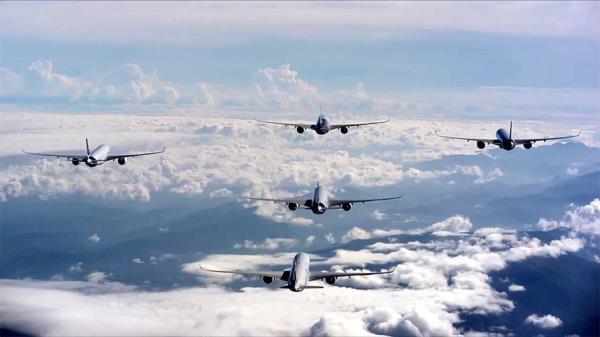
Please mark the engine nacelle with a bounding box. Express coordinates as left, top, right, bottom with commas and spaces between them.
118, 157, 126, 165
523, 142, 532, 150
476, 141, 486, 149
296, 126, 305, 134
288, 203, 298, 211
325, 276, 336, 285
342, 203, 352, 211
340, 126, 349, 134
262, 276, 273, 284
71, 158, 80, 166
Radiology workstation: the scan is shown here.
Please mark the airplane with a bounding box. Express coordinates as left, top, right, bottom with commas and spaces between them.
200, 252, 395, 292
246, 183, 402, 214
22, 138, 166, 167
435, 122, 580, 151
253, 111, 389, 135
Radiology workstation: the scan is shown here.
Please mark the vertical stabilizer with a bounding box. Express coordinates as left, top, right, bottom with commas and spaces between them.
85, 138, 90, 156
509, 121, 513, 139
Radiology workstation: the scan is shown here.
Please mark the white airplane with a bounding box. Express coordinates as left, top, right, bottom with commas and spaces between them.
254, 113, 389, 135
200, 252, 395, 292
247, 183, 402, 214
435, 122, 580, 151
22, 138, 166, 167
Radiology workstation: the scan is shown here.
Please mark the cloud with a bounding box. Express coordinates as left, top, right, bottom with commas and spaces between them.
324, 233, 336, 244
86, 271, 109, 284
525, 314, 563, 329
233, 238, 297, 250
86, 233, 100, 243
372, 209, 387, 221
3, 61, 181, 105
305, 235, 316, 246
2, 3, 598, 46
537, 199, 600, 235
507, 284, 525, 292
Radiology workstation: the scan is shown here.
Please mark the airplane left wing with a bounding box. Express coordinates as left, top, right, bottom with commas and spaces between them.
513, 131, 581, 144
330, 118, 390, 129
310, 267, 395, 281
21, 149, 88, 160
329, 195, 402, 207
199, 265, 287, 280
106, 147, 166, 160
246, 196, 312, 208
253, 118, 313, 129
434, 131, 498, 144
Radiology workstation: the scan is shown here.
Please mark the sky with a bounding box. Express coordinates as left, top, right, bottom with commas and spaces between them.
0, 2, 599, 337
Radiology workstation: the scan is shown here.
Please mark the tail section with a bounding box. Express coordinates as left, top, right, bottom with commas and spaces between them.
85, 138, 90, 156
509, 121, 513, 139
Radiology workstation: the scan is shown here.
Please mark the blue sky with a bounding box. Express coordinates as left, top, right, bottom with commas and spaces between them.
1, 2, 599, 112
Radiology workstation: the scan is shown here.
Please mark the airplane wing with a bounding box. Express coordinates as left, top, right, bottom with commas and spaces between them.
329, 195, 403, 207
199, 265, 287, 280
310, 267, 395, 281
434, 131, 499, 144
106, 147, 166, 161
246, 195, 312, 208
513, 131, 581, 144
21, 149, 88, 160
330, 118, 390, 129
253, 118, 313, 129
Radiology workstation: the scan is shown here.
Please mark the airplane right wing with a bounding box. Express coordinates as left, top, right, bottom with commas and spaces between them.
310, 267, 395, 281
199, 265, 287, 280
253, 118, 313, 129
513, 131, 581, 144
21, 149, 88, 160
434, 131, 499, 144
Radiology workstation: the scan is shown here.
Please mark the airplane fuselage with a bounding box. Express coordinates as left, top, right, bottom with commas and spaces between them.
311, 185, 329, 214
313, 115, 331, 135
86, 144, 111, 167
495, 128, 515, 151
288, 253, 310, 292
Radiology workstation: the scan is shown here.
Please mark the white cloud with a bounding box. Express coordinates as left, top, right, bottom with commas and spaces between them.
324, 233, 336, 244
537, 199, 600, 235
372, 209, 387, 221
2, 3, 598, 46
305, 235, 316, 246
86, 271, 109, 284
525, 314, 563, 329
132, 258, 144, 264
86, 233, 100, 243
233, 238, 297, 250
507, 284, 525, 292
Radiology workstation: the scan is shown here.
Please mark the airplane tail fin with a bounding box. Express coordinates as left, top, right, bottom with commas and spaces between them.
509, 121, 513, 139
85, 138, 90, 156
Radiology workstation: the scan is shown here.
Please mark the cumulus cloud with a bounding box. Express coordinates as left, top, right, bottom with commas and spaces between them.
233, 238, 297, 250
86, 271, 109, 284
525, 314, 563, 329
537, 199, 600, 235
507, 284, 525, 292
86, 233, 100, 243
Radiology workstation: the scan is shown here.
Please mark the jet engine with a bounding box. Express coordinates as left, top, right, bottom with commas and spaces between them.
71, 158, 80, 166
325, 276, 336, 285
523, 143, 532, 150
476, 141, 486, 149
342, 203, 352, 211
288, 203, 299, 211
296, 126, 305, 134
118, 157, 126, 165
262, 276, 273, 284
340, 126, 349, 134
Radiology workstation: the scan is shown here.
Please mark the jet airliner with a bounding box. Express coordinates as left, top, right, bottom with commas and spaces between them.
247, 183, 402, 214
22, 138, 166, 167
200, 252, 394, 292
435, 122, 580, 151
254, 113, 389, 135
